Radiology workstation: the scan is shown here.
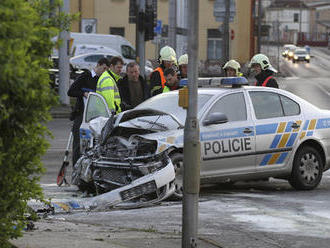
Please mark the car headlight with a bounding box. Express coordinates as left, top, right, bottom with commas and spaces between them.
294, 56, 298, 60
305, 55, 310, 59
288, 52, 293, 57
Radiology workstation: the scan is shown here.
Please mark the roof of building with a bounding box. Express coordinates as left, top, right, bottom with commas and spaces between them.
269, 0, 308, 9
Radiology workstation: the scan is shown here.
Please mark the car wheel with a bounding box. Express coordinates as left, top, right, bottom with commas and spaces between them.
170, 153, 184, 200
289, 146, 323, 190
307, 60, 310, 63
293, 60, 296, 63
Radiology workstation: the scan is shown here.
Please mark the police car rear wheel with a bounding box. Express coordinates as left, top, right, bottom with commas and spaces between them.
289, 146, 323, 190
170, 153, 183, 200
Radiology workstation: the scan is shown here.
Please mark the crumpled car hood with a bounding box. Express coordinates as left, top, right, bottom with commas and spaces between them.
115, 108, 184, 128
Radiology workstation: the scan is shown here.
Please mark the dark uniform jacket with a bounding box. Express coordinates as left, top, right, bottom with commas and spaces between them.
67, 70, 98, 119
255, 69, 279, 88
117, 75, 150, 109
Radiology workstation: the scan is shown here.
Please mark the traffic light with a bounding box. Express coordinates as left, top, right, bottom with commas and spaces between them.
129, 0, 136, 23
144, 0, 157, 41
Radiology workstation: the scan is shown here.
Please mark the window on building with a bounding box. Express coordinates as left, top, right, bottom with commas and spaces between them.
110, 27, 125, 37
294, 13, 299, 23
207, 29, 222, 60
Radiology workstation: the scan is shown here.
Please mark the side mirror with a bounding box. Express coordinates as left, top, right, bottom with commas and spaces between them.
203, 113, 228, 126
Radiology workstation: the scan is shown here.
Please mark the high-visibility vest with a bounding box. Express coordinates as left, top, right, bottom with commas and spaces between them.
255, 76, 273, 87
163, 86, 170, 93
154, 67, 166, 88
96, 70, 121, 113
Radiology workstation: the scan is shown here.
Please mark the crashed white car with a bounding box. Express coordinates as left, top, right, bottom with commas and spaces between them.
80, 84, 330, 199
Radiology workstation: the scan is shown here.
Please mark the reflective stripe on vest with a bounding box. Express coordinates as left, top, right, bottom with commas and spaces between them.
254, 76, 273, 87
154, 67, 166, 88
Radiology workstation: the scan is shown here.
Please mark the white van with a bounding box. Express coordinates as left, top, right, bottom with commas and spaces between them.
52, 32, 136, 62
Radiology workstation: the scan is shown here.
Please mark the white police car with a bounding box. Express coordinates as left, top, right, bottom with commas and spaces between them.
80, 78, 330, 199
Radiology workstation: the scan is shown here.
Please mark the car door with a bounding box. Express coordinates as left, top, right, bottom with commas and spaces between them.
248, 90, 303, 170
80, 92, 111, 153
200, 92, 256, 177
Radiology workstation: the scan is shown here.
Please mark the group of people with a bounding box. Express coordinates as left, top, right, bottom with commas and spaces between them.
68, 44, 278, 166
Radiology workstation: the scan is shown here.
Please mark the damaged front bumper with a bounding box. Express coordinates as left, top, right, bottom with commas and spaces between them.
29, 155, 175, 213
90, 158, 176, 209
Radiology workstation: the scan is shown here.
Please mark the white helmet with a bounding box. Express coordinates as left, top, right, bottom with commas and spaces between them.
249, 53, 271, 70
178, 54, 188, 65
159, 46, 177, 64
223, 59, 240, 75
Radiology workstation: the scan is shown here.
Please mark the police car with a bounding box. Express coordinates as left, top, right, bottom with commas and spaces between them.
80, 78, 330, 199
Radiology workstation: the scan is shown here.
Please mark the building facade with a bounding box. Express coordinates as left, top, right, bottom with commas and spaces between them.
69, 0, 255, 68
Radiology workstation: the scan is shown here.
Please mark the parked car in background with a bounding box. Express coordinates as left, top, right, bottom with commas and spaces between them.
293, 48, 310, 63
70, 52, 154, 77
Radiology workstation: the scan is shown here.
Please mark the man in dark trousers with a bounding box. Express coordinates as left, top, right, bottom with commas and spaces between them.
117, 62, 150, 109
67, 57, 110, 167
249, 53, 279, 88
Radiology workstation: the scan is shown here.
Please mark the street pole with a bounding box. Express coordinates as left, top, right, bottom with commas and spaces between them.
299, 1, 302, 44
223, 0, 230, 62
169, 0, 177, 50
137, 0, 145, 78
58, 0, 70, 105
257, 0, 262, 53
182, 0, 200, 247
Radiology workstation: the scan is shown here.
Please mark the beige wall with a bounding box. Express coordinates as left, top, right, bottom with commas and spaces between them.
70, 0, 253, 63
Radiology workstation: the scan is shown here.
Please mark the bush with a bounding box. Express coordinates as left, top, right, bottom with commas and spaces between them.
0, 0, 72, 246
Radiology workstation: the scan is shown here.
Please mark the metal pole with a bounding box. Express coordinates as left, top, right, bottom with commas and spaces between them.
299, 1, 302, 44
277, 18, 280, 73
223, 0, 230, 62
182, 0, 200, 247
137, 0, 145, 78
58, 0, 70, 105
257, 0, 262, 53
169, 0, 177, 50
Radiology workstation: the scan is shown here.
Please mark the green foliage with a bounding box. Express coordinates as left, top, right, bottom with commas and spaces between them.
0, 0, 74, 246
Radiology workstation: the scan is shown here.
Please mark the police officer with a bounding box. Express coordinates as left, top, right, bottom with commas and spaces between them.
223, 59, 241, 77
150, 46, 177, 96
96, 56, 123, 113
249, 54, 279, 88
67, 58, 110, 166
178, 54, 188, 79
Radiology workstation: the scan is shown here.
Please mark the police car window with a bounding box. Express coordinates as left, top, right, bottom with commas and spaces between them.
280, 95, 300, 116
207, 93, 247, 122
249, 92, 284, 119
84, 55, 104, 62
85, 94, 109, 122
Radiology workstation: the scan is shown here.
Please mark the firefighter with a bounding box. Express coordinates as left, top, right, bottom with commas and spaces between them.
96, 56, 123, 113
223, 59, 242, 77
249, 53, 279, 88
150, 46, 177, 96
178, 54, 188, 79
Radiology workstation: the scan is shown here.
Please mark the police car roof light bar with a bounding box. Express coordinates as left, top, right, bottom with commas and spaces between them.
221, 77, 248, 87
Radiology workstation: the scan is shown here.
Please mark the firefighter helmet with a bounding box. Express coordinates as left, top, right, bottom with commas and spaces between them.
223, 59, 241, 76
178, 54, 188, 65
249, 53, 271, 70
159, 46, 177, 64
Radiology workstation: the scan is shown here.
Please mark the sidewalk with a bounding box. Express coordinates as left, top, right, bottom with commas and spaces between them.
50, 105, 71, 119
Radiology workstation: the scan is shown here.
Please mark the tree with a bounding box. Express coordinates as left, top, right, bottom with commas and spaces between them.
0, 0, 73, 246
